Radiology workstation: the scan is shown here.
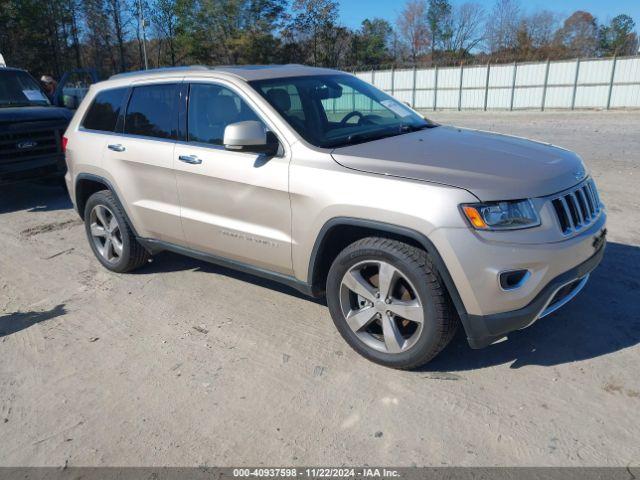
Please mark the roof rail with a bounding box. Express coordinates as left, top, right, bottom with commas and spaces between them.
109, 65, 210, 80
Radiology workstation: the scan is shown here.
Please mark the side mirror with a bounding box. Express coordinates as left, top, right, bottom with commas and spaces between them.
223, 121, 278, 155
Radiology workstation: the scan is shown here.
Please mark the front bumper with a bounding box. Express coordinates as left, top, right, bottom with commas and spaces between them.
463, 240, 605, 348
428, 204, 606, 348
0, 153, 66, 185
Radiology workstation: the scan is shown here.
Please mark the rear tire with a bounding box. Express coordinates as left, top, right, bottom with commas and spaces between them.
84, 190, 150, 273
326, 237, 457, 369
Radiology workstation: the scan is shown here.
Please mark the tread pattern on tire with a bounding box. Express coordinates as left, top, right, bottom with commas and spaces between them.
328, 236, 458, 369
86, 190, 150, 273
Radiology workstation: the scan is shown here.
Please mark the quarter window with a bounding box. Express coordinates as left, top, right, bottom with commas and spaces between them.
124, 84, 179, 139
188, 83, 263, 146
82, 88, 128, 132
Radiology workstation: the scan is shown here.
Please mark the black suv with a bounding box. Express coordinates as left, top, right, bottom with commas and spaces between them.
0, 66, 96, 185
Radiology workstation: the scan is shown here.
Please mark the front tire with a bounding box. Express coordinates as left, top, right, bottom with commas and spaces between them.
84, 190, 150, 273
326, 237, 457, 369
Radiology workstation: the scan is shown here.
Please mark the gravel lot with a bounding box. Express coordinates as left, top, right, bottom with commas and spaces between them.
0, 111, 638, 467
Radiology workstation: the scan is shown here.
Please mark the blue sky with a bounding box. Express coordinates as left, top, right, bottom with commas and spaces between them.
337, 0, 640, 31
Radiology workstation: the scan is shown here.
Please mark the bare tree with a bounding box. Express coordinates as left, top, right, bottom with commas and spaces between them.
485, 0, 521, 53
83, 0, 118, 75
388, 30, 408, 63
396, 0, 430, 63
151, 0, 179, 66
526, 10, 559, 49
321, 25, 351, 67
106, 0, 129, 72
444, 2, 485, 56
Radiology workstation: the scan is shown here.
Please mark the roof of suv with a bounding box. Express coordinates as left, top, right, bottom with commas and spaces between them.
109, 64, 343, 82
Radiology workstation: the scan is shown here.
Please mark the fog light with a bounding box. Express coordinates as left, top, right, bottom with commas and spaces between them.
499, 269, 530, 290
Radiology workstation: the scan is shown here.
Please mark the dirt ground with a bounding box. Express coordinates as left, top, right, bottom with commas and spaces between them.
0, 111, 638, 467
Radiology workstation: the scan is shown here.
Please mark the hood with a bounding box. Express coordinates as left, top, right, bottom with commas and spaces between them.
0, 106, 73, 126
331, 126, 587, 201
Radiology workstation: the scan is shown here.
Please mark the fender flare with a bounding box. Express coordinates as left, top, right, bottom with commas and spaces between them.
307, 217, 469, 321
75, 173, 140, 238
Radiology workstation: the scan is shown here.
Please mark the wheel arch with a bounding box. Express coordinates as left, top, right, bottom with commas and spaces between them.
307, 217, 468, 320
74, 173, 139, 237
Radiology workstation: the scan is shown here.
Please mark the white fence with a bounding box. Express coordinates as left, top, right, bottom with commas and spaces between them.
354, 56, 640, 111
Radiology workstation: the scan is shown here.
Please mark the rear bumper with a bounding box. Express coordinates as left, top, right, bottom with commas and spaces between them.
0, 153, 66, 184
463, 240, 605, 348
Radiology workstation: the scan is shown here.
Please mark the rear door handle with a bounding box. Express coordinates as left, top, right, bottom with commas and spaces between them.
178, 154, 202, 165
107, 144, 126, 152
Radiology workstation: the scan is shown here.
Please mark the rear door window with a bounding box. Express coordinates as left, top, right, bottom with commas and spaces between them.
124, 84, 179, 140
82, 88, 128, 132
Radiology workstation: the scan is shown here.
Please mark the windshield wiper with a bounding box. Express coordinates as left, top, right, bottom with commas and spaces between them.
335, 125, 416, 147
326, 122, 436, 148
400, 123, 436, 132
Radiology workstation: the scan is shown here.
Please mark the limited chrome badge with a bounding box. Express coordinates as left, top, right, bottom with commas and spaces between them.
17, 140, 38, 149
574, 169, 584, 181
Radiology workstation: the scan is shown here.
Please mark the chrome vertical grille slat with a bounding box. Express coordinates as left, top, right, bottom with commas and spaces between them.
590, 179, 602, 209
576, 189, 590, 220
581, 186, 594, 216
550, 178, 602, 236
569, 193, 583, 226
560, 197, 574, 231
586, 182, 598, 213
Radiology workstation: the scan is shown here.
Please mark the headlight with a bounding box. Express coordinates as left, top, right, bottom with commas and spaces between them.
461, 199, 540, 230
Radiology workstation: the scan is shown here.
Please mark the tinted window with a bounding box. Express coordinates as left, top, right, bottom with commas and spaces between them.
188, 83, 262, 146
82, 88, 127, 132
125, 84, 179, 139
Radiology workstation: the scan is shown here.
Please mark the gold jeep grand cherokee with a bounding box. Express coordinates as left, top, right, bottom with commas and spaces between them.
63, 65, 606, 369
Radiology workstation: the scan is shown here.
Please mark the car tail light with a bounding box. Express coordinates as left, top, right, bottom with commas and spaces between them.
61, 136, 68, 153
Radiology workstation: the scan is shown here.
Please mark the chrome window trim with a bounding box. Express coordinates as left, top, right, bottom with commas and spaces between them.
76, 128, 280, 161
78, 127, 124, 136
173, 138, 280, 161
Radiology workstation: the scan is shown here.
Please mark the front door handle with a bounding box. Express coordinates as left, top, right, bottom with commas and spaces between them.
107, 144, 126, 152
178, 154, 202, 165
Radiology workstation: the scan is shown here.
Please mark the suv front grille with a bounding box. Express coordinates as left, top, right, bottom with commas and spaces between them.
0, 128, 60, 165
551, 179, 602, 235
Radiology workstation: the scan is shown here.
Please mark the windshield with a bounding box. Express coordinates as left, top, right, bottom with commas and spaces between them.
249, 74, 433, 148
0, 70, 51, 107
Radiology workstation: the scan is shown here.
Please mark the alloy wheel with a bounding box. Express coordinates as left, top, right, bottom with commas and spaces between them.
89, 204, 123, 264
339, 260, 425, 354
